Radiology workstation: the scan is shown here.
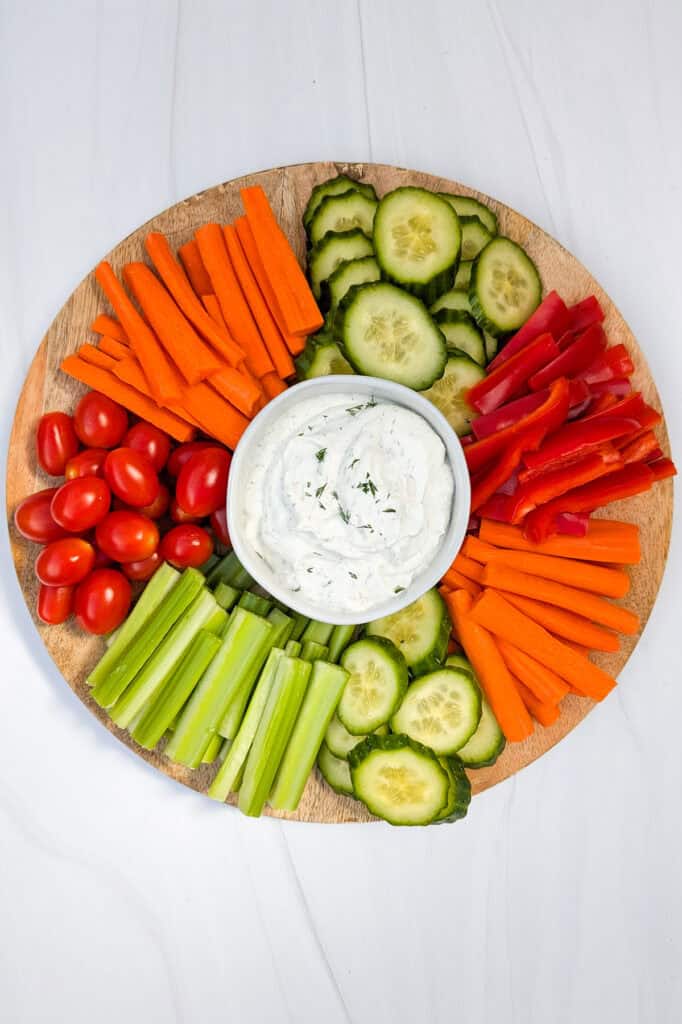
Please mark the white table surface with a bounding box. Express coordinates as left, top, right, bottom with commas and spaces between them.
1, 2, 680, 1021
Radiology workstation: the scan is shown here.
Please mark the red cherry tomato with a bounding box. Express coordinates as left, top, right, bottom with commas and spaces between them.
95, 510, 159, 563
14, 488, 68, 543
159, 524, 214, 568
123, 422, 172, 473
92, 547, 113, 569
36, 412, 80, 476
169, 497, 202, 524
50, 476, 111, 532
176, 448, 231, 517
104, 448, 160, 507
35, 538, 96, 586
137, 483, 170, 520
74, 569, 132, 635
122, 551, 162, 581
37, 584, 74, 625
65, 448, 108, 480
74, 391, 128, 448
210, 507, 231, 547
167, 441, 219, 477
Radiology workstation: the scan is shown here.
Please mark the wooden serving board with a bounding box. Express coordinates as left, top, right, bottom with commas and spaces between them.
6, 162, 674, 824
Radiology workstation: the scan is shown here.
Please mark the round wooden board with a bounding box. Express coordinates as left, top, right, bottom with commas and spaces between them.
6, 162, 673, 824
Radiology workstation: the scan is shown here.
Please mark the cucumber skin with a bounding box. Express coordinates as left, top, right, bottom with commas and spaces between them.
445, 655, 506, 768
435, 756, 472, 823
317, 742, 355, 796
468, 237, 542, 338
411, 590, 451, 677
308, 192, 377, 249
349, 732, 450, 826
304, 176, 378, 231
309, 228, 375, 306
390, 668, 482, 755
338, 635, 409, 735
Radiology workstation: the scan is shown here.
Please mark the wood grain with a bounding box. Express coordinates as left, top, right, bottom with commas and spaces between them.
5, 162, 673, 824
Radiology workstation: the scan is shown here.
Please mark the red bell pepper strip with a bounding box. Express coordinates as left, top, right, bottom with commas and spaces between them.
646, 447, 663, 462
522, 417, 641, 472
648, 458, 677, 482
565, 295, 605, 333
471, 390, 548, 440
468, 333, 559, 415
576, 344, 634, 386
618, 430, 660, 464
567, 379, 592, 419
487, 291, 569, 372
476, 493, 515, 522
584, 392, 661, 429
588, 378, 633, 400
557, 330, 576, 352
510, 450, 624, 524
529, 323, 607, 391
517, 440, 623, 484
470, 428, 544, 513
465, 378, 570, 474
588, 392, 619, 415
555, 512, 589, 537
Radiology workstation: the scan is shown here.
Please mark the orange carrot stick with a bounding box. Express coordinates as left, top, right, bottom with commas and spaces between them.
79, 344, 117, 370
462, 535, 630, 599
97, 335, 129, 360
480, 563, 640, 635
443, 590, 534, 742
178, 239, 213, 297
450, 554, 485, 583
144, 232, 244, 366
501, 593, 620, 653
210, 367, 262, 417
112, 357, 202, 429
195, 223, 274, 378
261, 372, 288, 400
180, 383, 249, 450
202, 293, 228, 329
470, 589, 616, 700
513, 678, 561, 727
90, 314, 129, 343
60, 355, 195, 442
441, 567, 481, 598
496, 638, 570, 705
479, 518, 640, 564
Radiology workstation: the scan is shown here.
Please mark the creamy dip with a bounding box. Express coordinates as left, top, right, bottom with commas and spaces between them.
240, 393, 454, 615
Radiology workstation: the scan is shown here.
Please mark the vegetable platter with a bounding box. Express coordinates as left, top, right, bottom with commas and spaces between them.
6, 162, 673, 824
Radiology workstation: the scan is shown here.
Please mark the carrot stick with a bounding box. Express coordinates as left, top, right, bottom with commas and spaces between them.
202, 293, 227, 329
470, 589, 616, 700
501, 592, 620, 653
144, 232, 245, 366
462, 535, 630, 599
178, 239, 213, 297
479, 518, 641, 564
112, 357, 202, 429
234, 216, 306, 355
181, 383, 249, 450
94, 261, 182, 404
451, 554, 485, 583
122, 262, 223, 385
60, 355, 195, 442
210, 367, 262, 417
241, 186, 324, 336
441, 567, 481, 598
195, 223, 274, 378
496, 638, 570, 704
97, 335, 129, 360
223, 224, 295, 379
261, 371, 288, 400
90, 313, 128, 343
513, 679, 561, 727
79, 344, 117, 370
480, 563, 640, 635
443, 590, 534, 742
561, 640, 591, 658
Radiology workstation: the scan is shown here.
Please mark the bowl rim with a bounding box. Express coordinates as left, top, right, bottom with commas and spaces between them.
226, 375, 470, 626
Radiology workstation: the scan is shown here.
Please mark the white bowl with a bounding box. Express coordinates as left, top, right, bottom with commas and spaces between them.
227, 375, 470, 625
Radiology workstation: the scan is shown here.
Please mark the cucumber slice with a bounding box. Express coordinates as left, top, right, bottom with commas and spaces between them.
339, 281, 447, 390
433, 310, 486, 366
460, 216, 494, 261
338, 637, 408, 735
373, 187, 461, 305
444, 653, 473, 675
430, 288, 471, 316
327, 256, 381, 312
435, 756, 472, 823
454, 261, 473, 289
390, 668, 482, 755
419, 353, 484, 437
304, 175, 378, 232
438, 193, 498, 236
309, 229, 374, 301
349, 733, 450, 826
366, 588, 449, 676
318, 741, 354, 795
484, 331, 498, 363
446, 654, 506, 767
308, 192, 378, 248
325, 714, 388, 759
469, 237, 542, 337
295, 340, 354, 379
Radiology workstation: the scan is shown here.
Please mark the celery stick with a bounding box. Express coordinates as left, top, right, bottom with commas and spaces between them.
91, 568, 203, 706
199, 553, 220, 576
165, 609, 274, 768
132, 630, 220, 750
301, 620, 334, 645
289, 612, 309, 642
208, 648, 286, 801
270, 661, 349, 811
301, 641, 329, 662
328, 624, 356, 664
238, 592, 272, 616
109, 590, 220, 729
205, 551, 240, 587
238, 657, 312, 816
285, 640, 302, 657
201, 733, 224, 763
231, 565, 255, 589
88, 563, 180, 687
219, 738, 231, 760
214, 582, 239, 611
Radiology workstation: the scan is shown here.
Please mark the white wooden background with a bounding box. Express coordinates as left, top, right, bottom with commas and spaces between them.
1, 2, 680, 1021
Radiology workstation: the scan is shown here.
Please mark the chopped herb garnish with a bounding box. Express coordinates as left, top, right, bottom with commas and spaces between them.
349, 458, 360, 469
338, 506, 351, 524
383, 508, 396, 513
306, 567, 313, 573
332, 490, 339, 500
349, 571, 358, 579
394, 586, 405, 594
356, 474, 378, 497
346, 398, 377, 416
315, 448, 327, 462
315, 483, 327, 498
359, 524, 374, 532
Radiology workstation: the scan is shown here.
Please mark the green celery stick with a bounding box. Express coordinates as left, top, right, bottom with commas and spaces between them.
300, 619, 334, 645
289, 612, 309, 642
205, 551, 240, 587
132, 630, 220, 750
231, 565, 255, 589
270, 661, 349, 811
238, 592, 272, 616
204, 605, 229, 635
109, 590, 220, 729
328, 624, 356, 664
201, 732, 224, 763
285, 640, 302, 657
208, 648, 286, 801
214, 582, 240, 611
165, 609, 274, 768
238, 656, 312, 817
219, 738, 231, 760
91, 568, 203, 706
301, 640, 329, 662
199, 553, 220, 576
88, 563, 180, 686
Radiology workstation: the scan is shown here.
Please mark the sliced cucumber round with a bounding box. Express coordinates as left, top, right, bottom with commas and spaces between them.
484, 331, 498, 363
349, 733, 450, 825
433, 310, 486, 366
328, 255, 381, 313
430, 288, 471, 316
366, 588, 449, 676
339, 281, 447, 390
295, 340, 354, 380
318, 741, 354, 795
325, 714, 388, 759
444, 653, 474, 675
309, 229, 374, 301
308, 192, 378, 248
445, 654, 505, 767
460, 216, 494, 262
438, 193, 498, 236
338, 637, 408, 735
419, 353, 484, 437
304, 175, 378, 231
454, 261, 473, 290
390, 668, 482, 755
435, 756, 472, 823
469, 237, 542, 337
373, 187, 461, 305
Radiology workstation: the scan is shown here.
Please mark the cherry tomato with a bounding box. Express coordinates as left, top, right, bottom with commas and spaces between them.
176, 448, 231, 517
35, 538, 96, 586
74, 391, 128, 448
37, 584, 74, 625
104, 447, 160, 507
123, 422, 172, 473
65, 448, 108, 480
122, 551, 162, 581
95, 510, 159, 563
137, 483, 170, 520
74, 569, 132, 635
167, 441, 219, 477
14, 488, 68, 543
36, 412, 80, 476
92, 547, 113, 569
50, 476, 111, 532
170, 497, 202, 524
210, 507, 231, 547
159, 524, 214, 568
